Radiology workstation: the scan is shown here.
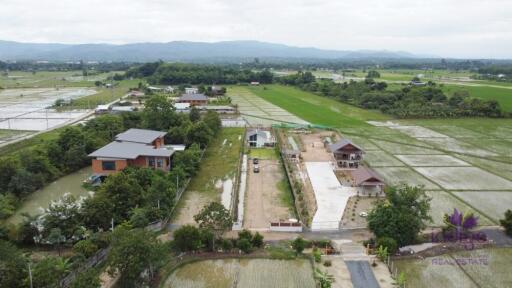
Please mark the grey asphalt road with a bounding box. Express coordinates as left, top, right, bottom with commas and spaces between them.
345, 260, 380, 288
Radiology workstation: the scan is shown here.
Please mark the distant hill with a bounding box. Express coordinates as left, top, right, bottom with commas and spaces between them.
0, 40, 428, 62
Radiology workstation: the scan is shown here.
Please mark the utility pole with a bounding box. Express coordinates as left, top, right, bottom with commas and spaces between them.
28, 262, 33, 288
111, 218, 114, 231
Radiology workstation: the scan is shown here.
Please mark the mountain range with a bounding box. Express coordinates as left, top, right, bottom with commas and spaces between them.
0, 40, 430, 62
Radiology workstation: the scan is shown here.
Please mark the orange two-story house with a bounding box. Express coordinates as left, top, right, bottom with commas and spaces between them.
88, 128, 174, 175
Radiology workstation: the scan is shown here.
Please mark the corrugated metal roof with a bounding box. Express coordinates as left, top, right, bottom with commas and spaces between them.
88, 141, 174, 159
352, 167, 384, 186
329, 139, 363, 152
115, 128, 166, 144
178, 93, 208, 101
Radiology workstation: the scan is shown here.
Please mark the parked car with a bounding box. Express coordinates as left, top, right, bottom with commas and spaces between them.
253, 158, 259, 164
253, 165, 260, 173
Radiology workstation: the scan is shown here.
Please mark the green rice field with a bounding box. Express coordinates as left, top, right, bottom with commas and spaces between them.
394, 248, 512, 288
247, 84, 389, 127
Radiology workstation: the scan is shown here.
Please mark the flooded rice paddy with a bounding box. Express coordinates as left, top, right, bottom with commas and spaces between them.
163, 258, 315, 288
0, 88, 96, 131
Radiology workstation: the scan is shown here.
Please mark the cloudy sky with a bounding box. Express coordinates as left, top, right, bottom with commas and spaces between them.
1, 0, 511, 58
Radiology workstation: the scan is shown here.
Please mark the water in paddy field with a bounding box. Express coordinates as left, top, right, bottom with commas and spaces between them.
6, 166, 93, 225
0, 88, 96, 131
163, 259, 316, 288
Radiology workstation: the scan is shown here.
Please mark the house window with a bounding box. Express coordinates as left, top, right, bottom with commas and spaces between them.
102, 161, 116, 171
157, 158, 164, 168
148, 157, 155, 167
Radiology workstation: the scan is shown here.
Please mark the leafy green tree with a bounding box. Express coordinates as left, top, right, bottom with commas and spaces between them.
108, 226, 165, 286
172, 144, 202, 177
142, 94, 177, 131
189, 107, 201, 122
8, 169, 44, 197
129, 207, 151, 228
367, 185, 432, 247
194, 202, 232, 250
0, 157, 19, 191
0, 240, 27, 288
203, 111, 221, 135
500, 210, 512, 236
70, 267, 101, 288
173, 225, 202, 252
31, 257, 69, 287
291, 237, 307, 255
47, 228, 66, 256
43, 194, 82, 239
367, 70, 381, 78
0, 193, 16, 219
186, 121, 213, 147
73, 239, 99, 258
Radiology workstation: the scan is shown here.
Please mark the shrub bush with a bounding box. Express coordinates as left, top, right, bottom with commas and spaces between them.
237, 238, 252, 253
323, 260, 332, 267
376, 237, 398, 255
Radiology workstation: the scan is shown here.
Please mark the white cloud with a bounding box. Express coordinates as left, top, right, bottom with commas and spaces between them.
0, 0, 511, 58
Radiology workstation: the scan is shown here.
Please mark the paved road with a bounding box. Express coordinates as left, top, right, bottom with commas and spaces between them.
345, 261, 380, 288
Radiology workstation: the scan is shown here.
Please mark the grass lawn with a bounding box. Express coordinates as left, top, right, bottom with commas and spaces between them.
0, 129, 62, 155
67, 79, 139, 108
441, 84, 512, 112
186, 128, 244, 195
247, 84, 389, 128
248, 148, 279, 160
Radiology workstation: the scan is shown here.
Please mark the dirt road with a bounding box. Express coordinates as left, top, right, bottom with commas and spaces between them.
244, 159, 291, 229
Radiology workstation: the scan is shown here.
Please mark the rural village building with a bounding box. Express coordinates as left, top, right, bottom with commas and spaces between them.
176, 93, 209, 106
329, 139, 364, 169
185, 87, 199, 94
351, 166, 385, 195
88, 128, 174, 175
196, 105, 235, 114
246, 129, 276, 148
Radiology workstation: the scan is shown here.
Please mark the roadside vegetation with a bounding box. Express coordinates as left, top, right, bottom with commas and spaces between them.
0, 92, 222, 287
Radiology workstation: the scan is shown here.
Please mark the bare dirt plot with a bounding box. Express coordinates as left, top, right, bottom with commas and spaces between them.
341, 197, 378, 228
413, 167, 512, 190
299, 131, 334, 162
173, 193, 211, 226
452, 191, 512, 222
395, 155, 470, 167
244, 160, 293, 229
421, 138, 497, 157
373, 167, 440, 190
425, 191, 493, 226
371, 140, 441, 155
363, 151, 405, 167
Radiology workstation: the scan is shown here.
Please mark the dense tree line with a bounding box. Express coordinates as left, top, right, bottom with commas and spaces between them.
0, 60, 133, 73
124, 62, 274, 85
278, 72, 504, 118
